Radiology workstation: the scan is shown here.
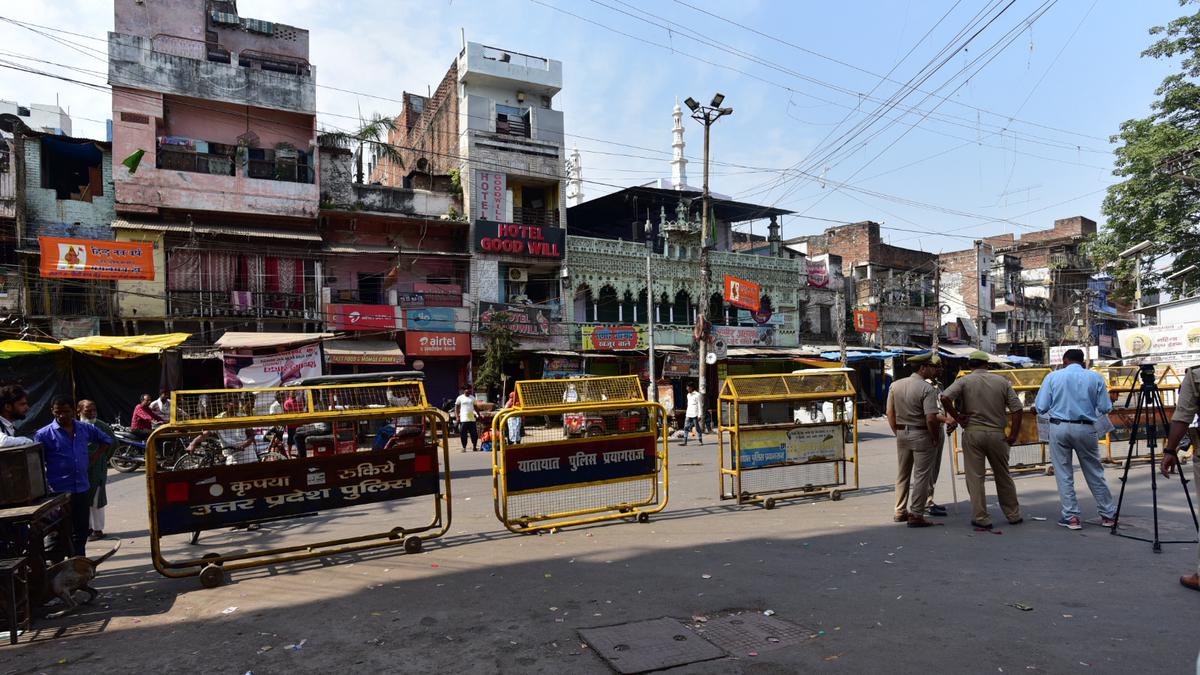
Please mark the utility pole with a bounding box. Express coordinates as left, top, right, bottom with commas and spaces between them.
836, 286, 847, 366
684, 94, 732, 400
875, 277, 886, 351
932, 264, 941, 354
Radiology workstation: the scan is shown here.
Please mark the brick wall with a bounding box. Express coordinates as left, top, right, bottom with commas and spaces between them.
23, 138, 116, 240
376, 63, 459, 187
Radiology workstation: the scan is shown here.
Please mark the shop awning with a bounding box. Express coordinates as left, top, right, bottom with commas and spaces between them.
820, 350, 901, 362
794, 358, 843, 368
0, 340, 64, 357
323, 339, 405, 365
60, 333, 190, 358
215, 332, 334, 350
727, 347, 814, 358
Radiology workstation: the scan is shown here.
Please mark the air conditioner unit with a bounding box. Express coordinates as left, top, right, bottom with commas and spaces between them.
507, 268, 528, 283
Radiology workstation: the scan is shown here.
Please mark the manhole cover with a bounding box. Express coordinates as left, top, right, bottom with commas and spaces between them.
579, 617, 725, 674
689, 612, 811, 655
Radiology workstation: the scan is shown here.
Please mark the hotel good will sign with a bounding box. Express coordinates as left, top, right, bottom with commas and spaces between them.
475, 170, 506, 222
475, 221, 564, 259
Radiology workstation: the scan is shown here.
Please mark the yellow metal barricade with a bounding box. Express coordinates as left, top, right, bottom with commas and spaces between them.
1096, 365, 1182, 464
949, 368, 1051, 476
147, 379, 451, 587
717, 370, 859, 508
491, 375, 668, 533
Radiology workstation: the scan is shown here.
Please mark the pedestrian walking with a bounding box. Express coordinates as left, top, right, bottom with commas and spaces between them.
1160, 364, 1200, 591
886, 353, 945, 527
455, 385, 480, 452
1034, 348, 1118, 531
940, 351, 1024, 530
78, 400, 115, 541
149, 389, 172, 420
681, 383, 704, 445
34, 396, 112, 556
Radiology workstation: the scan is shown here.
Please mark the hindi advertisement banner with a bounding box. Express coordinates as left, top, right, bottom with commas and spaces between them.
853, 310, 879, 333
723, 274, 761, 311
662, 353, 699, 378
503, 434, 657, 493
153, 445, 439, 535
222, 343, 321, 388
542, 355, 584, 379
582, 325, 645, 350
1118, 322, 1200, 357
479, 302, 552, 338
712, 325, 777, 347
806, 259, 829, 287
737, 424, 844, 469
39, 236, 155, 280
326, 304, 402, 331
736, 309, 787, 326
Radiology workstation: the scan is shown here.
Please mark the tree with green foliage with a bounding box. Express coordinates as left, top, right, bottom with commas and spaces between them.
476, 311, 517, 396
1093, 0, 1200, 301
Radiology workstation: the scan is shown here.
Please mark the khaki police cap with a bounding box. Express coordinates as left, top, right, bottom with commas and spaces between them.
909, 353, 942, 365
968, 350, 990, 361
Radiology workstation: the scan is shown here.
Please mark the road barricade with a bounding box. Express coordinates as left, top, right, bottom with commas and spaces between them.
146, 378, 450, 587
949, 368, 1051, 476
717, 371, 859, 508
490, 376, 667, 533
1096, 365, 1183, 464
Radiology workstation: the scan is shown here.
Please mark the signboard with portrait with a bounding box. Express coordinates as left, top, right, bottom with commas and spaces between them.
723, 274, 761, 311
39, 236, 155, 280
222, 343, 322, 388
479, 302, 551, 338
1118, 322, 1200, 357
853, 310, 878, 333
542, 355, 585, 379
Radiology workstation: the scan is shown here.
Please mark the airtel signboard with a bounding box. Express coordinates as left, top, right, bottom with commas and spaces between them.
405, 331, 470, 356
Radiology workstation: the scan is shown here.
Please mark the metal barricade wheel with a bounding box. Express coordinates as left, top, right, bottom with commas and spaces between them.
636, 512, 650, 524
403, 536, 422, 554
1043, 466, 1055, 476
763, 498, 777, 510
199, 564, 224, 588
830, 490, 843, 502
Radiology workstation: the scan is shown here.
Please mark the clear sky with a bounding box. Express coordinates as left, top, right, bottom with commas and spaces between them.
0, 1, 1185, 254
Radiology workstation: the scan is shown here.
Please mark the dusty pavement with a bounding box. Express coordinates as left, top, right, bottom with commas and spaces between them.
2, 417, 1196, 674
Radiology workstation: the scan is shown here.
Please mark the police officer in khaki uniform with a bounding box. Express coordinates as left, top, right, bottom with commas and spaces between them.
940, 351, 1024, 529
887, 353, 944, 527
1162, 365, 1200, 592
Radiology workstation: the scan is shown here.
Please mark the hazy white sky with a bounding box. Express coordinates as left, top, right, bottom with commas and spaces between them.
0, 1, 1185, 253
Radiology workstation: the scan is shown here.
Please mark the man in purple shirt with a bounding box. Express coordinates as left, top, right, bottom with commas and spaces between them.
35, 395, 112, 556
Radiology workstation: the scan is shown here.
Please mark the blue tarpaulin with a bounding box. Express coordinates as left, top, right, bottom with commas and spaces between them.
820, 351, 901, 362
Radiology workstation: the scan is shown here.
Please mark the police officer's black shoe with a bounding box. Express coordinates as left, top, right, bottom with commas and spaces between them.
927, 504, 948, 517
970, 520, 993, 530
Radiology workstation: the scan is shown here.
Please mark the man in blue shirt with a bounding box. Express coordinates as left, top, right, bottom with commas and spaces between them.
35, 395, 113, 556
1034, 349, 1115, 531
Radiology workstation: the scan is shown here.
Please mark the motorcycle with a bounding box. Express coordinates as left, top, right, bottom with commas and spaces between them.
108, 420, 180, 473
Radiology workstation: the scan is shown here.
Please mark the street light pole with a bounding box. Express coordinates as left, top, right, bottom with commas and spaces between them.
684, 94, 732, 401
1119, 240, 1153, 327
645, 216, 656, 402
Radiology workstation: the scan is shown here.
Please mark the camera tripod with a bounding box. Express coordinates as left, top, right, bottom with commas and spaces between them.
1110, 364, 1198, 552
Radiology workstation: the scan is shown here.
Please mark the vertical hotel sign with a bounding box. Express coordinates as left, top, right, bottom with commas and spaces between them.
39, 237, 155, 280
476, 170, 506, 223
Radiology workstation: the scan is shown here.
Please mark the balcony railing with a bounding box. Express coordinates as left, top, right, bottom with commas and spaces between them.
157, 146, 235, 176
27, 285, 114, 317
156, 142, 314, 184
512, 206, 559, 229
150, 33, 310, 76
168, 290, 320, 320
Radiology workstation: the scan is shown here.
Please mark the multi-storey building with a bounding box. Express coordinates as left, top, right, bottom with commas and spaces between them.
791, 221, 937, 348
373, 41, 570, 385
107, 0, 322, 343
938, 242, 997, 352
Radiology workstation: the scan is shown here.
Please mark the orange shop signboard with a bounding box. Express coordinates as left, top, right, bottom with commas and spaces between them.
39, 237, 154, 280
723, 274, 761, 311
853, 310, 879, 333
405, 331, 471, 357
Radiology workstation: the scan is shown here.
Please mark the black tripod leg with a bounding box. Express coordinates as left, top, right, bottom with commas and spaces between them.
1146, 388, 1163, 553
1110, 390, 1144, 534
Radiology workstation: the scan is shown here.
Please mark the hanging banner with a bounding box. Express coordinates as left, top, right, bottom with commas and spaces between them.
1118, 322, 1200, 357
806, 260, 829, 288
39, 236, 154, 280
712, 325, 777, 347
922, 308, 938, 332
474, 221, 564, 258
222, 343, 321, 389
542, 355, 584, 379
737, 424, 844, 469
723, 274, 761, 311
406, 307, 470, 333
853, 310, 878, 333
479, 302, 552, 338
475, 170, 506, 222
662, 353, 699, 378
581, 325, 645, 351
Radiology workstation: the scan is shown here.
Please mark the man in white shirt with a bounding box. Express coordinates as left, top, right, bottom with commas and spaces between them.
682, 383, 704, 446
0, 384, 33, 447
454, 385, 479, 452
148, 389, 172, 420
